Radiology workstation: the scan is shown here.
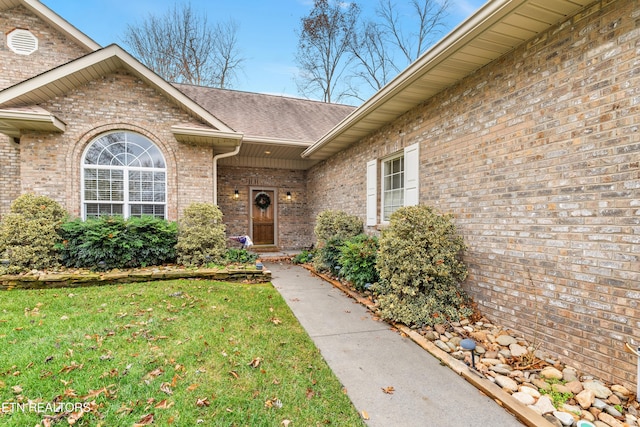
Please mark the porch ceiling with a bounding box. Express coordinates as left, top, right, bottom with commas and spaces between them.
302, 0, 595, 160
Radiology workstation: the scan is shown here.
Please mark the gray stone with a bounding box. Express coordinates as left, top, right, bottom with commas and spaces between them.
552, 410, 576, 426
434, 340, 452, 353
532, 378, 551, 391
518, 385, 541, 399
496, 334, 518, 346
423, 330, 438, 341
509, 343, 528, 357
592, 398, 608, 410
605, 405, 623, 417
498, 349, 512, 359
534, 395, 556, 414
562, 367, 578, 382
494, 374, 519, 391
583, 380, 612, 399
474, 345, 486, 355
543, 414, 563, 427
540, 366, 563, 380
512, 391, 535, 405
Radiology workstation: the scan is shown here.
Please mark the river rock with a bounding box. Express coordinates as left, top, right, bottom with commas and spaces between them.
562, 367, 578, 382
553, 411, 576, 426
598, 412, 624, 427
510, 343, 528, 357
534, 395, 556, 414
519, 385, 541, 399
434, 340, 451, 353
512, 391, 535, 405
576, 389, 596, 409
565, 380, 584, 394
541, 366, 564, 380
494, 374, 519, 391
583, 381, 612, 399
496, 334, 518, 346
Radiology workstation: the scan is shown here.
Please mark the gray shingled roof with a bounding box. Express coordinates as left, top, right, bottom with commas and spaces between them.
174, 84, 356, 143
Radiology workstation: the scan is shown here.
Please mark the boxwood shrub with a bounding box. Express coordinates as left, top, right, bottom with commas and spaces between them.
375, 205, 472, 327
176, 203, 226, 266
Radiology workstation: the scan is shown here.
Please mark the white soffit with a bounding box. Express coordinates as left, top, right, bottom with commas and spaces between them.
302, 0, 595, 160
0, 107, 66, 138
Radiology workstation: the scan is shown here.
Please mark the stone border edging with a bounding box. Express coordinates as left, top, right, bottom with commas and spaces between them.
0, 268, 271, 290
303, 265, 555, 427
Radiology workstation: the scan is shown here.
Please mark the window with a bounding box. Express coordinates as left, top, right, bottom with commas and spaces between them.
82, 131, 166, 219
366, 142, 419, 225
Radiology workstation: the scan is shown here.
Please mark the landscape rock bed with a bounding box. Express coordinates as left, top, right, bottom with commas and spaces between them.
419, 319, 637, 427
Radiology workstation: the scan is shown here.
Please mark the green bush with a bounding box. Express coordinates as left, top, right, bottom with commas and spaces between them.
292, 250, 313, 264
225, 248, 258, 264
59, 216, 177, 270
314, 210, 363, 244
339, 234, 379, 292
313, 210, 363, 273
375, 205, 472, 327
0, 194, 67, 273
315, 236, 344, 275
176, 203, 226, 266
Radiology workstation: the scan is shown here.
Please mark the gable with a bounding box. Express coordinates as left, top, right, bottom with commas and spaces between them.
0, 1, 99, 90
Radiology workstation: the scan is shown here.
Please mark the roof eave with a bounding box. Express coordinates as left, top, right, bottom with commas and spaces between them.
0, 108, 66, 138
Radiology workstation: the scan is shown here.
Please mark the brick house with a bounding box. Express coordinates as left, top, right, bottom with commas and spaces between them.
1, 0, 639, 389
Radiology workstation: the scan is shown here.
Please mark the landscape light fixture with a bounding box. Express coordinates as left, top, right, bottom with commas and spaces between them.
460, 338, 477, 369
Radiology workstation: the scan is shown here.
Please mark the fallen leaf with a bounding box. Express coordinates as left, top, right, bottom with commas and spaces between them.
270, 317, 282, 325
248, 357, 262, 368
282, 420, 291, 426
186, 383, 199, 391
11, 385, 22, 394
305, 388, 315, 399
133, 413, 154, 426
229, 370, 239, 379
361, 410, 370, 420
154, 399, 173, 409
382, 386, 395, 394
143, 367, 164, 383
67, 409, 85, 425
160, 382, 173, 395
196, 397, 210, 407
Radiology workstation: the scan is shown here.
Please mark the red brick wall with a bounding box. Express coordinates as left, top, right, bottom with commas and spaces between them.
308, 0, 640, 388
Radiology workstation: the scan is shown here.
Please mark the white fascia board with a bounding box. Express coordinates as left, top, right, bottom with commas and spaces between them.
302, 0, 524, 159
22, 0, 101, 51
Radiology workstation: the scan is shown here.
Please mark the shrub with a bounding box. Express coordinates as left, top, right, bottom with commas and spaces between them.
59, 216, 177, 270
176, 203, 226, 266
375, 205, 472, 327
339, 234, 379, 292
0, 194, 67, 273
313, 210, 363, 273
292, 250, 313, 264
314, 210, 363, 244
225, 248, 258, 264
314, 236, 344, 275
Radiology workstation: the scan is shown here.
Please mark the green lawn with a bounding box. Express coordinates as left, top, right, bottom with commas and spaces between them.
0, 280, 364, 426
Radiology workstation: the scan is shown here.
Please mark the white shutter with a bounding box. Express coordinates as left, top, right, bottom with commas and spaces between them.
404, 142, 419, 206
366, 159, 377, 226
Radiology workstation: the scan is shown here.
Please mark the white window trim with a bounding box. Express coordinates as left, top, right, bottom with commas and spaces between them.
365, 142, 419, 226
81, 131, 167, 219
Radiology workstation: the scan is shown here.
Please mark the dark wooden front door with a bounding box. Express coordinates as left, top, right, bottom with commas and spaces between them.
251, 190, 275, 245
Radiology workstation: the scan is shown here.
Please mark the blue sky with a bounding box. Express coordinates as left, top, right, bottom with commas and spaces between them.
42, 0, 486, 100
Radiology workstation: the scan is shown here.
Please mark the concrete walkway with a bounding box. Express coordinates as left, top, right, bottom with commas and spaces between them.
266, 261, 524, 427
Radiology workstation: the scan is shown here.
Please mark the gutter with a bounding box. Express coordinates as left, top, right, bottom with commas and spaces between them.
301, 0, 527, 159
212, 143, 242, 205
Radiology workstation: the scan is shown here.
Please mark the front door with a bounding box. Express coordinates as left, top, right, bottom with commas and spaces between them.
251, 189, 275, 245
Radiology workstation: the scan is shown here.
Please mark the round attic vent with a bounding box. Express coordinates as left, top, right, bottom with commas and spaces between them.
7, 29, 38, 55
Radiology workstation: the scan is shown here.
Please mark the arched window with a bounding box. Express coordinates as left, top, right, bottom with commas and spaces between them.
82, 131, 166, 219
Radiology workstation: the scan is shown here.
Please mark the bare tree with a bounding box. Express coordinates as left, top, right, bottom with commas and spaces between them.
347, 0, 450, 99
123, 2, 244, 88
378, 0, 450, 64
295, 0, 360, 103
